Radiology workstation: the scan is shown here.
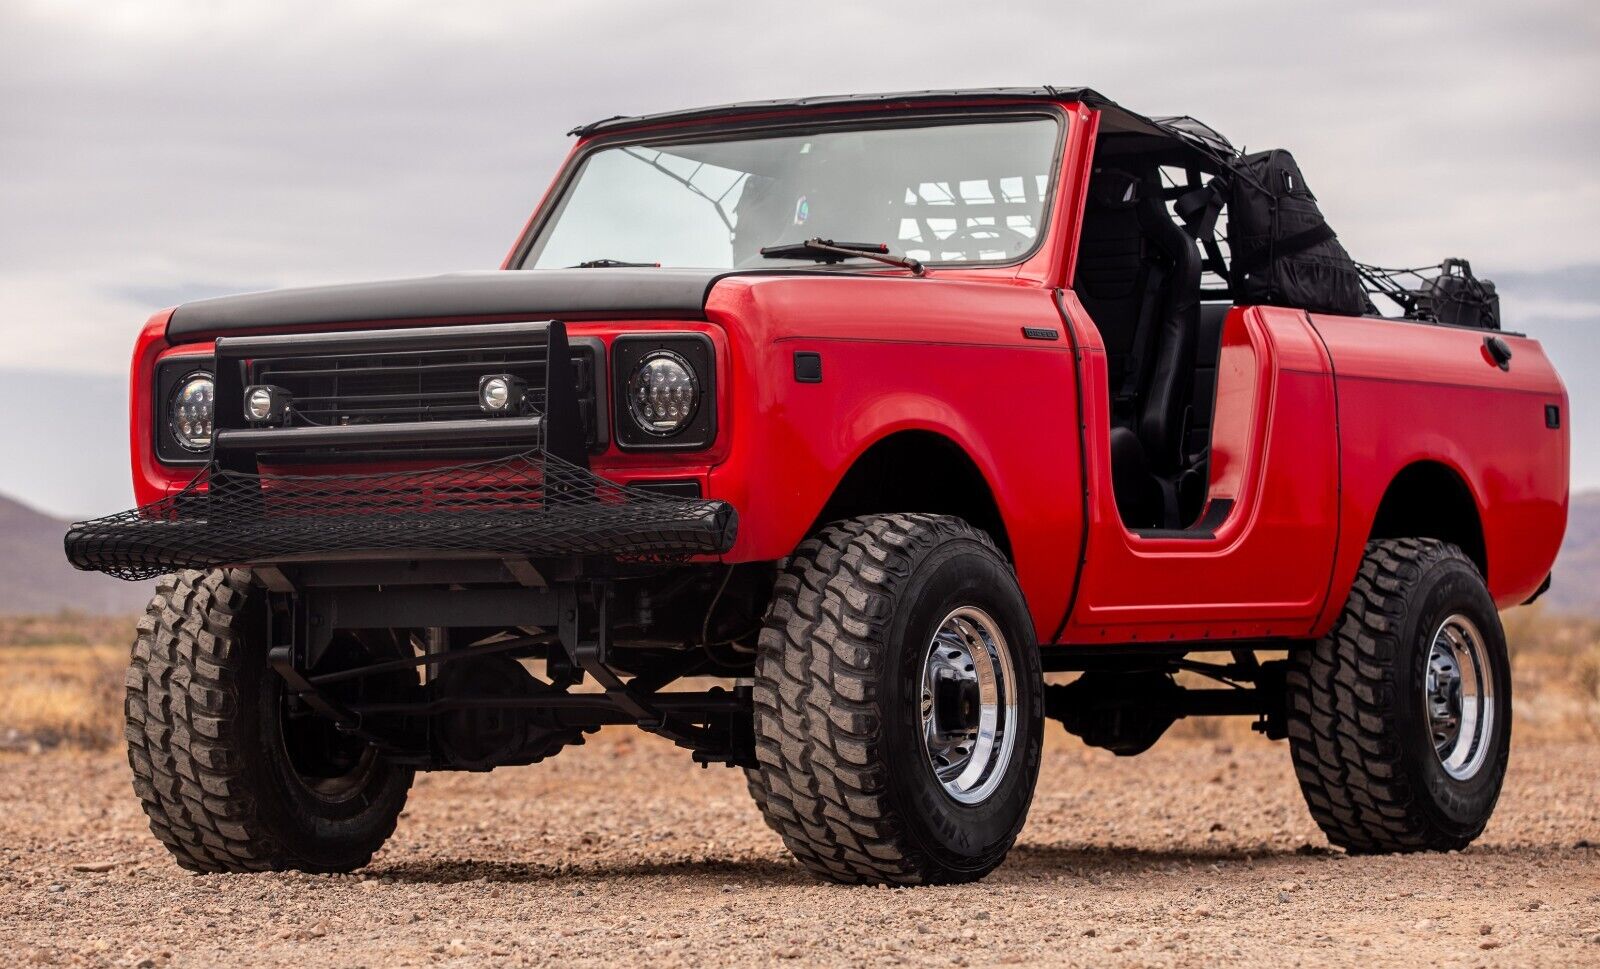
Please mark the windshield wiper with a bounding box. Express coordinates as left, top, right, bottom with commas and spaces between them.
759, 239, 925, 276
569, 258, 660, 268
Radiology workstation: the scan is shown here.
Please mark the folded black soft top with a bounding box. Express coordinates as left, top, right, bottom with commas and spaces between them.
164, 269, 727, 342
570, 86, 1235, 157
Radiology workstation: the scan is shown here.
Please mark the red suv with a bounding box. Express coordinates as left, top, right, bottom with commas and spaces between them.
67, 87, 1568, 884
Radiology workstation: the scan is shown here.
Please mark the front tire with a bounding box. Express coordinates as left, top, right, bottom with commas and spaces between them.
125, 569, 413, 873
1286, 538, 1511, 853
745, 514, 1044, 884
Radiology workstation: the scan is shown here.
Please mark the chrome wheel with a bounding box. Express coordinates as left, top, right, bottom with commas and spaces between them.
919, 605, 1017, 805
1424, 613, 1495, 781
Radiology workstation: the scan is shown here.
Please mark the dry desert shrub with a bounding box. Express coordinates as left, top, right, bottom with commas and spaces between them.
0, 612, 136, 648
1574, 645, 1600, 733
1501, 606, 1600, 739
0, 614, 130, 751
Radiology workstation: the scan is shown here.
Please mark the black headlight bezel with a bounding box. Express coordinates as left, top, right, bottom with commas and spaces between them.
611, 333, 715, 451
153, 356, 216, 465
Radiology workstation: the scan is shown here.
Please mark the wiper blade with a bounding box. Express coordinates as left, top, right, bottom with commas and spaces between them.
759, 240, 888, 260
569, 258, 661, 268
759, 239, 925, 276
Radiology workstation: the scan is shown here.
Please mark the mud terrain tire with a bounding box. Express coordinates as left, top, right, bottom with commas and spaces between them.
1287, 538, 1511, 853
125, 569, 413, 873
745, 514, 1043, 884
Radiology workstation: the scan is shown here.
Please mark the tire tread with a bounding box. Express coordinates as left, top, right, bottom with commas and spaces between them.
1287, 538, 1495, 853
125, 569, 405, 873
744, 514, 1022, 884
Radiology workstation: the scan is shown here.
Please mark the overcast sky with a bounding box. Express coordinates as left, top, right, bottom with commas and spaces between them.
0, 0, 1596, 517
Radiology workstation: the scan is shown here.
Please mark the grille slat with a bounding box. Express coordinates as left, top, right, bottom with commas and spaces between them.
244, 341, 586, 434
258, 345, 551, 364
290, 405, 486, 418
256, 358, 549, 381
290, 390, 482, 405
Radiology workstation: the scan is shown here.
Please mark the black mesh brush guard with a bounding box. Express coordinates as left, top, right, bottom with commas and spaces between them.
65, 319, 735, 581
64, 450, 737, 581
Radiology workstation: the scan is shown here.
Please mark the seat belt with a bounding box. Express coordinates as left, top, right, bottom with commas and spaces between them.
1175, 180, 1225, 240
1176, 178, 1230, 280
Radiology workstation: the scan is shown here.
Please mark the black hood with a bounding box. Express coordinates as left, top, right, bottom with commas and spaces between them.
164, 269, 728, 342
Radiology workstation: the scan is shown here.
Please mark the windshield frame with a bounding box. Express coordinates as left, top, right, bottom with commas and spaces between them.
510, 106, 1070, 274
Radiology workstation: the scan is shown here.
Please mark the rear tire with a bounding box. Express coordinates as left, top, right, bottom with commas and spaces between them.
1286, 538, 1511, 853
745, 514, 1043, 884
125, 569, 413, 873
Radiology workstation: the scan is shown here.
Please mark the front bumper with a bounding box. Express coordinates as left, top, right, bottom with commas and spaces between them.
64, 450, 737, 581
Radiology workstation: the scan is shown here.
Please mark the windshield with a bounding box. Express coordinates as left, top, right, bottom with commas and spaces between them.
522, 116, 1061, 270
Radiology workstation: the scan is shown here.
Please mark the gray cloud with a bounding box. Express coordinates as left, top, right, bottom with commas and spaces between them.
1495, 265, 1600, 304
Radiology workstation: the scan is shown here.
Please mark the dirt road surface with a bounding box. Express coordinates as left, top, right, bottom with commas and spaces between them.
2, 728, 1596, 968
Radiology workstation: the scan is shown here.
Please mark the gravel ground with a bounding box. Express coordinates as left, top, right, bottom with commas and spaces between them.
2, 727, 1596, 968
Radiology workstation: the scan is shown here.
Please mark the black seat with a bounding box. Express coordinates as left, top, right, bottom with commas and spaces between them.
1073, 167, 1203, 528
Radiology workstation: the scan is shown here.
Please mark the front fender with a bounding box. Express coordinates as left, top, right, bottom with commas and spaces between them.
707, 321, 1083, 642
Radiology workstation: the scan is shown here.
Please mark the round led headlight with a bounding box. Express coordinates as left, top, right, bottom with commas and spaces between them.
169, 372, 215, 451
627, 350, 699, 436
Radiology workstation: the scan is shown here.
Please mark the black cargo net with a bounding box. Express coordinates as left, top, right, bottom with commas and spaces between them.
1355, 260, 1500, 330
65, 451, 737, 581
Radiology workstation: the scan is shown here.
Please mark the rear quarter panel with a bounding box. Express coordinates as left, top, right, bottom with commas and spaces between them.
1309, 315, 1569, 622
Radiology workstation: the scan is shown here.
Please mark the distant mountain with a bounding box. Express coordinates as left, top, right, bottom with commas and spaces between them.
1542, 491, 1600, 618
0, 494, 153, 615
